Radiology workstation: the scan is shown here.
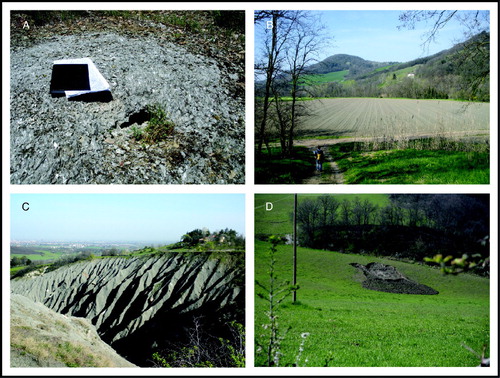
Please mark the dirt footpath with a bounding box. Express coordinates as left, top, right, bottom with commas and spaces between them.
300, 144, 344, 185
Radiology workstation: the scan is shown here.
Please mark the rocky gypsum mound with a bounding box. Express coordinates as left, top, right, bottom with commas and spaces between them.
350, 262, 439, 295
10, 32, 244, 184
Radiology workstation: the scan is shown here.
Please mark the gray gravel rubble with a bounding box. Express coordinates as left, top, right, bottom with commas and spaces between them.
350, 262, 439, 295
10, 32, 244, 184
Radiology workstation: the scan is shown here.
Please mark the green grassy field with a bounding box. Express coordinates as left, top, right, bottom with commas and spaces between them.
254, 239, 490, 367
10, 266, 27, 275
377, 65, 421, 87
300, 70, 349, 85
11, 250, 64, 261
330, 144, 490, 184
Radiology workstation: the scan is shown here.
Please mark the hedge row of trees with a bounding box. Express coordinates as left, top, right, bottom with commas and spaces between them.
169, 228, 245, 250
10, 255, 32, 267
309, 75, 453, 100
296, 194, 489, 261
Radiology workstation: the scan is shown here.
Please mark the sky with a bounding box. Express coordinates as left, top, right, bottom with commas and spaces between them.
255, 10, 490, 64
10, 194, 245, 243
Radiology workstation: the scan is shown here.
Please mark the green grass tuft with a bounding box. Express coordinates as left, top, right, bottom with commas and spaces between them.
144, 104, 175, 143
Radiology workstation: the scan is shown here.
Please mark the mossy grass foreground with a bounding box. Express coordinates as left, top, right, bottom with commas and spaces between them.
255, 146, 313, 184
255, 137, 489, 184
330, 139, 489, 184
255, 240, 489, 367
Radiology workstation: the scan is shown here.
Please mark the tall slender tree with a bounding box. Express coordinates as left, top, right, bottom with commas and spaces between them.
254, 11, 296, 156
255, 11, 330, 156
283, 12, 328, 156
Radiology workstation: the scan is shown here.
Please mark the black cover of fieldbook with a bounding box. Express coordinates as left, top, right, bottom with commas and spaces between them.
49, 64, 91, 94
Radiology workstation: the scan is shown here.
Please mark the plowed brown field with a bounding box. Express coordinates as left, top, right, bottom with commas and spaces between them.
299, 98, 489, 138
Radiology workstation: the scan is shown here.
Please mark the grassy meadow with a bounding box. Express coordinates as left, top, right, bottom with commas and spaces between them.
301, 70, 349, 85
10, 249, 64, 261
254, 240, 490, 367
330, 142, 489, 184
254, 193, 490, 367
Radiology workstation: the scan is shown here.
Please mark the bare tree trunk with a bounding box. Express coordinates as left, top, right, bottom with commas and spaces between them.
256, 12, 278, 156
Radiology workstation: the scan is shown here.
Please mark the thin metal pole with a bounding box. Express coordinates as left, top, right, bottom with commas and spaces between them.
293, 193, 297, 303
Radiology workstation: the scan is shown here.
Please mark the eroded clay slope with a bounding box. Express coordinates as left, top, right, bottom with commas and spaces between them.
11, 253, 244, 365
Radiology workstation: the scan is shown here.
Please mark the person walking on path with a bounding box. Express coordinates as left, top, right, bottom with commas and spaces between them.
313, 146, 324, 172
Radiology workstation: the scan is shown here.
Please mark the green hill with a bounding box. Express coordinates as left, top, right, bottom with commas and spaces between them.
305, 54, 394, 77
260, 32, 490, 101
254, 239, 490, 367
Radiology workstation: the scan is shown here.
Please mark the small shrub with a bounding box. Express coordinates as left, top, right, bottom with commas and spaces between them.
151, 318, 245, 368
167, 241, 185, 250
11, 264, 42, 279
211, 11, 245, 32
11, 255, 32, 267
255, 236, 299, 366
162, 14, 200, 31
144, 104, 175, 143
130, 125, 143, 141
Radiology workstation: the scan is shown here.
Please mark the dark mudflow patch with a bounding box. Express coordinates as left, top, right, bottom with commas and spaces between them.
350, 262, 439, 295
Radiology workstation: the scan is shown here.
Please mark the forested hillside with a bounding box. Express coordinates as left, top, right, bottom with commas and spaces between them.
303, 54, 395, 77
258, 32, 489, 102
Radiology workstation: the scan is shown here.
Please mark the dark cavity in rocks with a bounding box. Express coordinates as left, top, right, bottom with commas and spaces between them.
118, 108, 150, 128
